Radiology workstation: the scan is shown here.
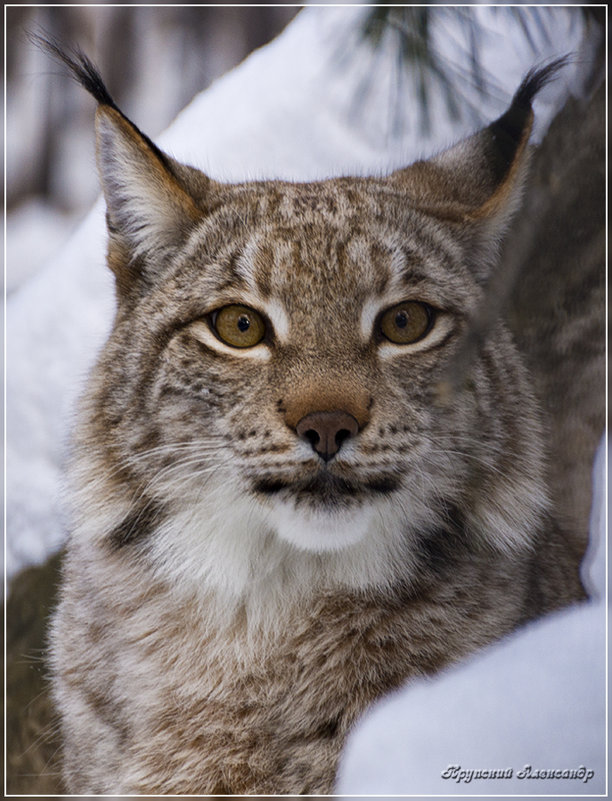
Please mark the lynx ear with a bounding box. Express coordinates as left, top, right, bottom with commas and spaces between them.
95, 105, 202, 266
33, 36, 204, 283
391, 59, 567, 257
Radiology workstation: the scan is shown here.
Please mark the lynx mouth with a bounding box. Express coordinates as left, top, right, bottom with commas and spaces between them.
252, 469, 400, 505
250, 469, 397, 551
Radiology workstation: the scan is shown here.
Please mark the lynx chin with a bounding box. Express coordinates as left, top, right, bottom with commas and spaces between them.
42, 40, 583, 795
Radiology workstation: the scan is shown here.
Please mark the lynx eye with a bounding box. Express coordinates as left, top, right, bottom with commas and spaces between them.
212, 304, 266, 348
379, 301, 433, 344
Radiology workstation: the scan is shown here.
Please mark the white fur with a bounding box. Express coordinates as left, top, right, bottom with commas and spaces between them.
137, 467, 425, 624
265, 500, 376, 552
95, 110, 192, 264
360, 298, 382, 340
261, 297, 290, 341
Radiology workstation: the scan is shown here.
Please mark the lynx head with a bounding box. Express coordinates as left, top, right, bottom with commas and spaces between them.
49, 41, 562, 601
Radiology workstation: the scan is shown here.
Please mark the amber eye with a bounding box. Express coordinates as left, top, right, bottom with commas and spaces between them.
212, 305, 266, 348
379, 301, 433, 344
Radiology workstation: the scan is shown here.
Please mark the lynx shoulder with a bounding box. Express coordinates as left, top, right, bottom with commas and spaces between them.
44, 43, 583, 794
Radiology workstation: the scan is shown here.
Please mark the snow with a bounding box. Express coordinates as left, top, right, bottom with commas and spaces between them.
5, 200, 81, 294
6, 200, 112, 575
5, 7, 604, 793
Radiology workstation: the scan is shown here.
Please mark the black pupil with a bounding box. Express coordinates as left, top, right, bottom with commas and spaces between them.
395, 310, 408, 328
237, 315, 251, 332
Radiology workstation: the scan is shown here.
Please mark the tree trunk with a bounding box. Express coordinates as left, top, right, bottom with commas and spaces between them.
504, 78, 605, 553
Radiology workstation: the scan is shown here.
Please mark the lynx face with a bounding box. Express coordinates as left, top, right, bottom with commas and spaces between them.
80, 180, 546, 601
100, 181, 479, 558
59, 56, 562, 599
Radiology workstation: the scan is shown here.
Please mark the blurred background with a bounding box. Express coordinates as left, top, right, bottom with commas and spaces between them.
6, 5, 299, 292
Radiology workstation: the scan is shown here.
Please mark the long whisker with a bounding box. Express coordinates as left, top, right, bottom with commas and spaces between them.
77, 438, 229, 496
126, 453, 226, 512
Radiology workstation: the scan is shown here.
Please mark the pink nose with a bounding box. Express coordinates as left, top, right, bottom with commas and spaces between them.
295, 410, 360, 462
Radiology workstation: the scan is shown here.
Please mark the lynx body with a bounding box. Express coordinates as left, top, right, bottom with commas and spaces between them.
48, 48, 583, 793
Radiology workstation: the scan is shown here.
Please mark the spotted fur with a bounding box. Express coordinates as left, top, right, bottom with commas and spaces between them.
47, 48, 583, 794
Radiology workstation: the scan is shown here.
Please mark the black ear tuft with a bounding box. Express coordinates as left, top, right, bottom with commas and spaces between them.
513, 55, 572, 110
31, 31, 173, 172
28, 32, 117, 109
488, 55, 570, 177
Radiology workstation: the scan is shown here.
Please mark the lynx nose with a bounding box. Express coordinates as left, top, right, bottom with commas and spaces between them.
295, 410, 360, 462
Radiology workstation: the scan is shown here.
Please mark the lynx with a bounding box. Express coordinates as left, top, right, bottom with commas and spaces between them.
45, 44, 584, 794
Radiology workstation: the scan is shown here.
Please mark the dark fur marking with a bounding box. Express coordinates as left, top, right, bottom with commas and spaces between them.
365, 475, 400, 494
108, 499, 165, 550
416, 505, 468, 574
257, 444, 289, 454
253, 478, 291, 495
314, 716, 341, 740
254, 470, 399, 501
417, 529, 456, 575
